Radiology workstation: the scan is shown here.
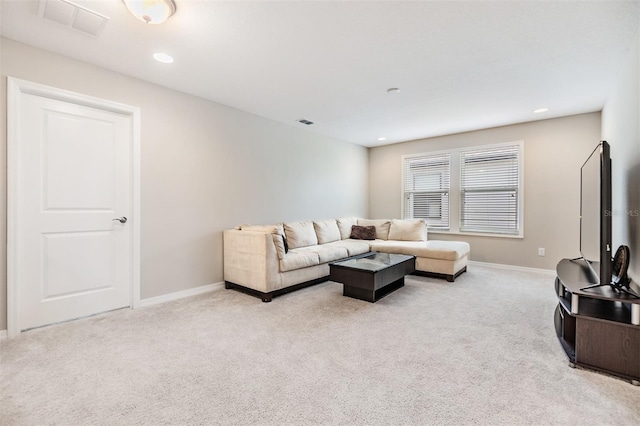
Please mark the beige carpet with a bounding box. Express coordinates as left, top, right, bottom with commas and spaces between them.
1, 264, 639, 425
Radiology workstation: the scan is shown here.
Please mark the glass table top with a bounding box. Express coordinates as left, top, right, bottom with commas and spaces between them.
330, 252, 414, 272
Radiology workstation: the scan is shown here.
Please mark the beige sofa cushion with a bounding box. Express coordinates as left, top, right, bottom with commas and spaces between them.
295, 245, 349, 263
279, 250, 320, 272
271, 234, 288, 260
358, 219, 391, 240
370, 240, 470, 261
388, 219, 428, 241
325, 239, 371, 256
284, 221, 318, 249
313, 219, 341, 244
337, 217, 358, 240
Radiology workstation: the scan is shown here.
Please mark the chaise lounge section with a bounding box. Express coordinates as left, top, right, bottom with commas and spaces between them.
223, 218, 469, 302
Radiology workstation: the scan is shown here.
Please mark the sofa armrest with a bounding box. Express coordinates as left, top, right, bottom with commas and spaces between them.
223, 229, 282, 293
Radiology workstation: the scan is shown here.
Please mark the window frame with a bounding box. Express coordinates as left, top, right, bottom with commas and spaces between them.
401, 141, 524, 239
401, 152, 451, 230
459, 143, 523, 236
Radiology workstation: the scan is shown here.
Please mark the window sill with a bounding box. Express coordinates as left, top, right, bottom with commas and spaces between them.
428, 229, 524, 239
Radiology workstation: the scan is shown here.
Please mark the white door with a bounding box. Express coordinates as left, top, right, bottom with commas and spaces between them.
8, 78, 140, 335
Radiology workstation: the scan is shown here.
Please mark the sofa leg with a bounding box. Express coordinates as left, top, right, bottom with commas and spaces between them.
412, 266, 467, 282
261, 295, 272, 303
448, 266, 468, 282
224, 281, 232, 289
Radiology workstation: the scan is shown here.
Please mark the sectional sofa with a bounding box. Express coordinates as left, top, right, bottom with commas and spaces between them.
223, 218, 470, 302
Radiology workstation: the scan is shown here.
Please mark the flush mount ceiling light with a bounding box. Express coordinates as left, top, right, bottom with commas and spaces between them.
153, 52, 174, 63
122, 0, 176, 24
377, 137, 387, 141
533, 107, 549, 114
386, 88, 400, 94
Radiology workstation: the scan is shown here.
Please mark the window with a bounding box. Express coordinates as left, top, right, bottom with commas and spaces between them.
402, 153, 450, 229
402, 142, 523, 237
460, 145, 521, 234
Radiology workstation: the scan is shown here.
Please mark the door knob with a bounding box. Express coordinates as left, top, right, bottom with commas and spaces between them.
112, 217, 127, 224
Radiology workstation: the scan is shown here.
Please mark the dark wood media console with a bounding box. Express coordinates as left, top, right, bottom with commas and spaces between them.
554, 258, 640, 385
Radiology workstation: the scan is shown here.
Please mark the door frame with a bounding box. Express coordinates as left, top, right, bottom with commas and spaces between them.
7, 77, 141, 338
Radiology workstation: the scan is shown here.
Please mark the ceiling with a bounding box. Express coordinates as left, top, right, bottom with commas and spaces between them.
2, 1, 639, 147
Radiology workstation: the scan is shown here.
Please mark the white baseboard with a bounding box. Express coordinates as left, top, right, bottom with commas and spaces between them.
469, 260, 555, 276
140, 282, 224, 308
0, 284, 224, 338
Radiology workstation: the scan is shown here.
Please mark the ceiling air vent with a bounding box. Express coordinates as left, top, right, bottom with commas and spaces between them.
38, 0, 109, 37
297, 119, 314, 125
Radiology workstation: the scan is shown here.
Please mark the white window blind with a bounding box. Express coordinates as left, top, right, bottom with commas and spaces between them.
460, 145, 520, 234
402, 153, 450, 228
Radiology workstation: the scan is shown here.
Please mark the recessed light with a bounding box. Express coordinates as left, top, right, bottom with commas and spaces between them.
153, 52, 174, 63
533, 107, 549, 114
377, 137, 387, 141
387, 88, 400, 94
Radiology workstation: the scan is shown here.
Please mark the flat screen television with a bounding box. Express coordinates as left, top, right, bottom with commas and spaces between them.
579, 141, 612, 285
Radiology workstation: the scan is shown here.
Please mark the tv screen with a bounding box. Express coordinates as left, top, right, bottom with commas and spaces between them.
580, 141, 612, 285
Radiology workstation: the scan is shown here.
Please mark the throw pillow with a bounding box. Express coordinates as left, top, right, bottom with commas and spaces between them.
388, 219, 428, 241
357, 219, 391, 240
284, 221, 318, 249
350, 225, 376, 240
313, 219, 341, 244
337, 217, 359, 239
271, 234, 290, 260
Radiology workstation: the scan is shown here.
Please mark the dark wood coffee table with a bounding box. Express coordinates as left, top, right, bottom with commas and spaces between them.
329, 252, 416, 302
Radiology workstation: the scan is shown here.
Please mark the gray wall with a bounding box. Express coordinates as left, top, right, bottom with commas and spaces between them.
0, 38, 369, 330
369, 113, 602, 270
602, 29, 640, 281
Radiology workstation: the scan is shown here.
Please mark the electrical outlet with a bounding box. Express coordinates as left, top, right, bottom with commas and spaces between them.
538, 248, 545, 256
